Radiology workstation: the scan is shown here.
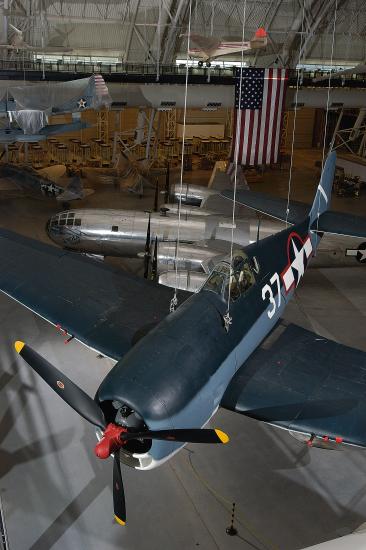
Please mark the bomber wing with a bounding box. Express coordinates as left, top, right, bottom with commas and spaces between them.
0, 229, 187, 360
221, 322, 366, 447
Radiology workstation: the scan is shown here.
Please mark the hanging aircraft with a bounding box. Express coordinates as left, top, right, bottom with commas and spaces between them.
313, 63, 366, 83
2, 152, 366, 525
0, 163, 94, 202
45, 206, 279, 279
0, 23, 73, 52
0, 74, 111, 143
187, 27, 268, 67
46, 198, 366, 292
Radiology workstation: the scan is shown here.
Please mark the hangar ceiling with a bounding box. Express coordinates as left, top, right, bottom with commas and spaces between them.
1, 0, 366, 67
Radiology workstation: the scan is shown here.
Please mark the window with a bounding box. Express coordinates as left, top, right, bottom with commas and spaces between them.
59, 219, 66, 226
111, 225, 118, 232
203, 263, 230, 297
74, 219, 81, 226
66, 218, 73, 225
203, 253, 255, 302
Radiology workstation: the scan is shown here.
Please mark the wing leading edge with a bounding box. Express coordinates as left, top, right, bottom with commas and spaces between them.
0, 229, 185, 360
221, 322, 366, 447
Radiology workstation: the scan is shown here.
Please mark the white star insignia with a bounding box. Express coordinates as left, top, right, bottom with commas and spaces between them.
291, 239, 305, 280
77, 98, 87, 109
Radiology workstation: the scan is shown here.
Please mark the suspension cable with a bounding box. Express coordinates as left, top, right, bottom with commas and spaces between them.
316, 0, 338, 233
285, 1, 306, 226
170, 0, 192, 313
223, 0, 247, 332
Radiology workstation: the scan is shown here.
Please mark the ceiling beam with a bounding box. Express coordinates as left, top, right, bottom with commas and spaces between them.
160, 0, 192, 65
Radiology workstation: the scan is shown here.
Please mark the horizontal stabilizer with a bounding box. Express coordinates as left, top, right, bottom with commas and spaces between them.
313, 211, 366, 238
221, 189, 308, 224
221, 189, 366, 238
221, 322, 366, 447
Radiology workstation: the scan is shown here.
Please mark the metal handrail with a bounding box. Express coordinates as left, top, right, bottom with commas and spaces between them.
0, 58, 365, 86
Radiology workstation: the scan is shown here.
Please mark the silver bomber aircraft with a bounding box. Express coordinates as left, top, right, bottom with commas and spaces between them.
2, 152, 366, 526
46, 204, 366, 293
46, 207, 278, 266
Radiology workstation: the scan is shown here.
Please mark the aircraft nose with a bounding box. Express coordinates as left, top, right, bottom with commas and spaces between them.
46, 216, 62, 243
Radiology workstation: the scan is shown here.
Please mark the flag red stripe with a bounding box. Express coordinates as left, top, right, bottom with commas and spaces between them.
238, 110, 246, 165
245, 110, 254, 166
253, 109, 262, 166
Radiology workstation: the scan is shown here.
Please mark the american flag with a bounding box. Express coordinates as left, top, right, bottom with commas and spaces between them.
231, 67, 288, 166
93, 74, 109, 97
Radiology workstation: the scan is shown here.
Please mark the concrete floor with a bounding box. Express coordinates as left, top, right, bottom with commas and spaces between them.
0, 150, 366, 550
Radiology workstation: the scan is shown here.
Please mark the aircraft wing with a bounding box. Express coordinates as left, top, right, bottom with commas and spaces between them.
188, 34, 221, 56
0, 229, 187, 361
221, 322, 366, 447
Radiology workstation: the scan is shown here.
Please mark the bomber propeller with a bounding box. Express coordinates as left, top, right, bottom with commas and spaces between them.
14, 341, 229, 525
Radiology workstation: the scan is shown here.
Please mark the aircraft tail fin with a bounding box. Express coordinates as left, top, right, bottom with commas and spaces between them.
309, 151, 336, 225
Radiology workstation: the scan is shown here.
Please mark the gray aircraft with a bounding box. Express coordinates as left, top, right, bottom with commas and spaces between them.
0, 74, 111, 143
0, 163, 94, 202
2, 152, 366, 526
46, 202, 365, 293
46, 206, 278, 275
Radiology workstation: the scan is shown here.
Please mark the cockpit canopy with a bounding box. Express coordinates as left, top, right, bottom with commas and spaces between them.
202, 251, 256, 302
49, 211, 81, 227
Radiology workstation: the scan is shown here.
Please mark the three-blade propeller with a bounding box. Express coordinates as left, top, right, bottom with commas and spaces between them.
14, 341, 229, 526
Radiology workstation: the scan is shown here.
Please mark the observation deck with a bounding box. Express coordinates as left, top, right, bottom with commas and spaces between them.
0, 58, 366, 89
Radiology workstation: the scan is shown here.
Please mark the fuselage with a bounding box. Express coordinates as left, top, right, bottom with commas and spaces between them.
0, 163, 65, 198
46, 208, 265, 258
96, 218, 317, 470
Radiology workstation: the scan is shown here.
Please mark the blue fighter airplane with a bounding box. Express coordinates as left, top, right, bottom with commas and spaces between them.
1, 152, 366, 526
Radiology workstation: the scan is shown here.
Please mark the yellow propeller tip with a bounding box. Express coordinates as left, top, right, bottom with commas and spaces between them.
14, 341, 25, 354
215, 429, 229, 444
114, 515, 126, 526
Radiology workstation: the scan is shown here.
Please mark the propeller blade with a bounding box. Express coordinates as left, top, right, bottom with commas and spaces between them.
143, 211, 151, 279
150, 236, 158, 281
14, 341, 105, 429
122, 428, 229, 445
113, 454, 126, 526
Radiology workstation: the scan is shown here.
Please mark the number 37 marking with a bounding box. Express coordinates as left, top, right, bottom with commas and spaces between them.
262, 273, 281, 319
